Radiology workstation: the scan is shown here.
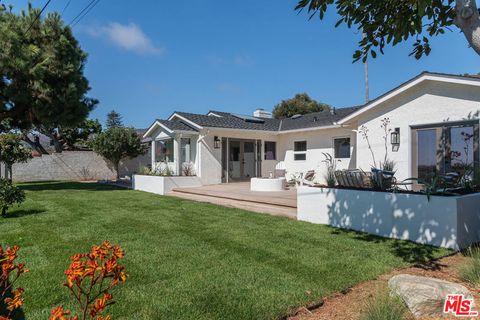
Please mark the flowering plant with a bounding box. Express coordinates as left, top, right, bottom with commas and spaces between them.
50, 241, 128, 320
0, 245, 28, 320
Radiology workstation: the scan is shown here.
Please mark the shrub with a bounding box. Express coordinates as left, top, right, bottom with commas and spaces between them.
182, 163, 195, 176
138, 165, 154, 175
322, 152, 336, 187
360, 288, 408, 320
0, 179, 25, 217
0, 245, 28, 320
50, 241, 128, 320
459, 247, 480, 286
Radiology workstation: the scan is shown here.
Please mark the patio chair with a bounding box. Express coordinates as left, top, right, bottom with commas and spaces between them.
274, 161, 286, 178
335, 170, 371, 188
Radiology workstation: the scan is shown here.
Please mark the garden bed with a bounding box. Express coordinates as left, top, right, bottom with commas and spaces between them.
132, 174, 202, 195
297, 186, 480, 249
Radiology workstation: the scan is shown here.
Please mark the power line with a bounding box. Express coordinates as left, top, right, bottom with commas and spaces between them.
71, 0, 101, 27
25, 0, 53, 34
69, 0, 100, 27
61, 0, 72, 15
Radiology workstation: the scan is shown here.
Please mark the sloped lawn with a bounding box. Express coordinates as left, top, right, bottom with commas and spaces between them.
1, 181, 449, 320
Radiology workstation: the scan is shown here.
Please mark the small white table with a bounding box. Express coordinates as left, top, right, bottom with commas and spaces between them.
250, 177, 286, 192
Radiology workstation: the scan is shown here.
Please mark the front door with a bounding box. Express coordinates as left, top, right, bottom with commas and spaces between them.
227, 139, 257, 181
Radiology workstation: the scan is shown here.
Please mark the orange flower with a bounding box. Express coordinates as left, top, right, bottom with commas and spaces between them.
49, 306, 78, 320
89, 293, 113, 317
4, 288, 24, 311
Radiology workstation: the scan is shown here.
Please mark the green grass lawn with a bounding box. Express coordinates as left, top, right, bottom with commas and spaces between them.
1, 181, 449, 320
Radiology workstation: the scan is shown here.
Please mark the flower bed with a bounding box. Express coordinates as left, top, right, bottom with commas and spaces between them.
132, 174, 202, 195
297, 186, 480, 249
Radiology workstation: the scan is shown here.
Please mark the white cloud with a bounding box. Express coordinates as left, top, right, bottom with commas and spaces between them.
86, 22, 164, 55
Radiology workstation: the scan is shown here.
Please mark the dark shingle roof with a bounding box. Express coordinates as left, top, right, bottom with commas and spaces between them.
157, 119, 198, 132
173, 111, 281, 131
279, 106, 362, 131
168, 107, 361, 132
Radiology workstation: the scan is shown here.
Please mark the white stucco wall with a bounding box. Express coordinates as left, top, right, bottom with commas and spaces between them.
199, 129, 279, 184
298, 186, 480, 249
133, 174, 202, 195
277, 127, 357, 184
353, 80, 480, 181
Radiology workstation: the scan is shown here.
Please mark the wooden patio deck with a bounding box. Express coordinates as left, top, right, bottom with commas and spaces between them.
168, 182, 297, 219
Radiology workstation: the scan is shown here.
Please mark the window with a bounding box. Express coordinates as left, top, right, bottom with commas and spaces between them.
413, 121, 479, 182
180, 138, 191, 163
155, 139, 174, 162
294, 141, 307, 161
334, 138, 351, 158
264, 141, 276, 160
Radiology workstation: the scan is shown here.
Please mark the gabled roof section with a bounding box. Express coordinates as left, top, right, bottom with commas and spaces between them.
162, 107, 362, 133
338, 71, 480, 124
157, 119, 197, 132
143, 118, 198, 138
171, 111, 281, 131
279, 107, 362, 132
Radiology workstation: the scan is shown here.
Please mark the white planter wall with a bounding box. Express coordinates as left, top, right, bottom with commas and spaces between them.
132, 175, 202, 195
297, 186, 480, 249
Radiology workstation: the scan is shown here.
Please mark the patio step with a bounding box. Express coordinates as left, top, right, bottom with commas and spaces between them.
167, 190, 297, 219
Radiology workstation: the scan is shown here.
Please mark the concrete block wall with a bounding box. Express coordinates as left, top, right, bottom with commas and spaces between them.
11, 151, 116, 182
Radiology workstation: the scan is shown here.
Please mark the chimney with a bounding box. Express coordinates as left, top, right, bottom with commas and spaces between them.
253, 108, 272, 119
330, 107, 336, 115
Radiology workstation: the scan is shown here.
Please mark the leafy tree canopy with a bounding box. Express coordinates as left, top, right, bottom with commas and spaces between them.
0, 4, 97, 130
272, 93, 330, 119
90, 127, 147, 179
106, 110, 123, 129
295, 0, 480, 61
0, 134, 32, 166
62, 119, 102, 150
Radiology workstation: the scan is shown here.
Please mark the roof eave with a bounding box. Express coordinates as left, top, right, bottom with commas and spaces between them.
277, 124, 343, 134
168, 113, 204, 130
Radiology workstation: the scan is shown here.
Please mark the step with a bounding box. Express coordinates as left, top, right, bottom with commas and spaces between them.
167, 191, 297, 219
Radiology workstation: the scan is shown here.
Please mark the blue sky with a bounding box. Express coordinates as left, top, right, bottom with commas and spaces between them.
8, 0, 480, 128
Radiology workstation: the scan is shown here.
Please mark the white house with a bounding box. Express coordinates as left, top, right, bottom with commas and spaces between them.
143, 72, 480, 186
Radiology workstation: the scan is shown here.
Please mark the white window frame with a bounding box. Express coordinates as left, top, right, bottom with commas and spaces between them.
333, 136, 351, 159
293, 140, 307, 161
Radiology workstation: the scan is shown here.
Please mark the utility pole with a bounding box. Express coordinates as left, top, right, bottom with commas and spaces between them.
363, 32, 369, 103
364, 58, 369, 103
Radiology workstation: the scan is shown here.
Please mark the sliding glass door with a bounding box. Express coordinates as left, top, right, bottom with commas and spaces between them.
413, 121, 479, 181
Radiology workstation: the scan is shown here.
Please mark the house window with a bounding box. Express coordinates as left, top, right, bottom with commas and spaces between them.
264, 141, 276, 160
180, 138, 191, 163
334, 137, 351, 158
155, 139, 174, 162
294, 141, 307, 161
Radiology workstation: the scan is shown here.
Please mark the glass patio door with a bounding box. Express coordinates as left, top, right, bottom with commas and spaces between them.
413, 121, 479, 182
226, 139, 258, 182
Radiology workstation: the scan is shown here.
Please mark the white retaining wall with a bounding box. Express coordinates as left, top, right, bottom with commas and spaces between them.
297, 186, 480, 249
132, 174, 202, 195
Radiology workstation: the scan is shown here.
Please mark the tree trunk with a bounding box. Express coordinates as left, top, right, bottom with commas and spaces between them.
22, 134, 49, 155
51, 135, 63, 153
114, 162, 120, 181
8, 164, 12, 182
455, 0, 480, 55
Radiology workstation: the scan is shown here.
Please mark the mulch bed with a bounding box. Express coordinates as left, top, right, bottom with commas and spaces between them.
287, 253, 480, 320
